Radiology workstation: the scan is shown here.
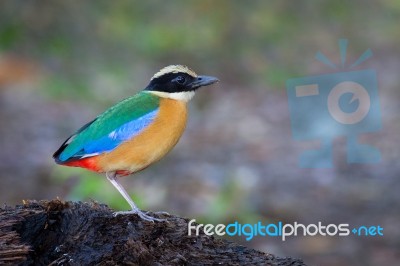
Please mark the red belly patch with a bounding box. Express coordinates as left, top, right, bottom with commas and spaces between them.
62, 157, 102, 173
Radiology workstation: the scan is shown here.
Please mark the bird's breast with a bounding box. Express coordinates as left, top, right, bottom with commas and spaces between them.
97, 97, 188, 173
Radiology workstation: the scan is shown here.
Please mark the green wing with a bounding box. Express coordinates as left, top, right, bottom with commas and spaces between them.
54, 92, 160, 162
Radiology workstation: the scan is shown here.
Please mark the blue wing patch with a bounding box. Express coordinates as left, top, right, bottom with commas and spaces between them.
72, 108, 159, 158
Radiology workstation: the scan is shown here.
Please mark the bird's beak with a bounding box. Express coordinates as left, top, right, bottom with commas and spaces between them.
190, 75, 219, 89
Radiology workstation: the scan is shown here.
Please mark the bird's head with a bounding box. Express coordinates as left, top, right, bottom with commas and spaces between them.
144, 65, 219, 102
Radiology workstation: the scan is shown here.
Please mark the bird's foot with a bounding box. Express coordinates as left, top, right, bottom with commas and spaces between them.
113, 209, 166, 222
147, 210, 170, 216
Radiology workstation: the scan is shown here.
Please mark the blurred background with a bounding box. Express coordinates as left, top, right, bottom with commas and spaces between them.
1, 1, 399, 265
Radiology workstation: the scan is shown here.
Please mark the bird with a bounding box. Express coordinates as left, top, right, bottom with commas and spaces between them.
53, 65, 219, 222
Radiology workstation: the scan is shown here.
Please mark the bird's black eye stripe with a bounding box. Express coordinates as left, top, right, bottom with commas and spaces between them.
145, 72, 196, 93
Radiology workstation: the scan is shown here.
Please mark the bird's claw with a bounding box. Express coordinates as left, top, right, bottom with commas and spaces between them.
113, 209, 167, 222
147, 210, 170, 216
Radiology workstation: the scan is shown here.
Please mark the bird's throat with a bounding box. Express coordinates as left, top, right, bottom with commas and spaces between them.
147, 91, 195, 102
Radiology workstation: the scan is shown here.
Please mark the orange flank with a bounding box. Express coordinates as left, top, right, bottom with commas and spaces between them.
96, 97, 188, 174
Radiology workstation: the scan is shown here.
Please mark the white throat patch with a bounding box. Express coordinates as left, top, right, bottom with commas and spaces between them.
147, 91, 196, 102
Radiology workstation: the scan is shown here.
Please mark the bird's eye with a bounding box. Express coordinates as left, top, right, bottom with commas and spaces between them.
175, 76, 186, 84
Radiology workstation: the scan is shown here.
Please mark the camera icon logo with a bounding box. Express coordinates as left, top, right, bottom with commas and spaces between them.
327, 81, 370, 125
286, 39, 382, 168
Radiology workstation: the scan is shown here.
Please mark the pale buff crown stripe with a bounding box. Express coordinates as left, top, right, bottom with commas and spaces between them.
151, 65, 198, 80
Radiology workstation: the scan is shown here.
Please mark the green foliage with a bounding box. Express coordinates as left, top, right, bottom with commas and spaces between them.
1, 0, 398, 95
0, 23, 22, 51
42, 75, 92, 101
198, 179, 262, 225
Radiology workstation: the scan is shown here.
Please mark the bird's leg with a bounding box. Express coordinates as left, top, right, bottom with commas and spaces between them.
105, 172, 165, 222
106, 171, 139, 211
